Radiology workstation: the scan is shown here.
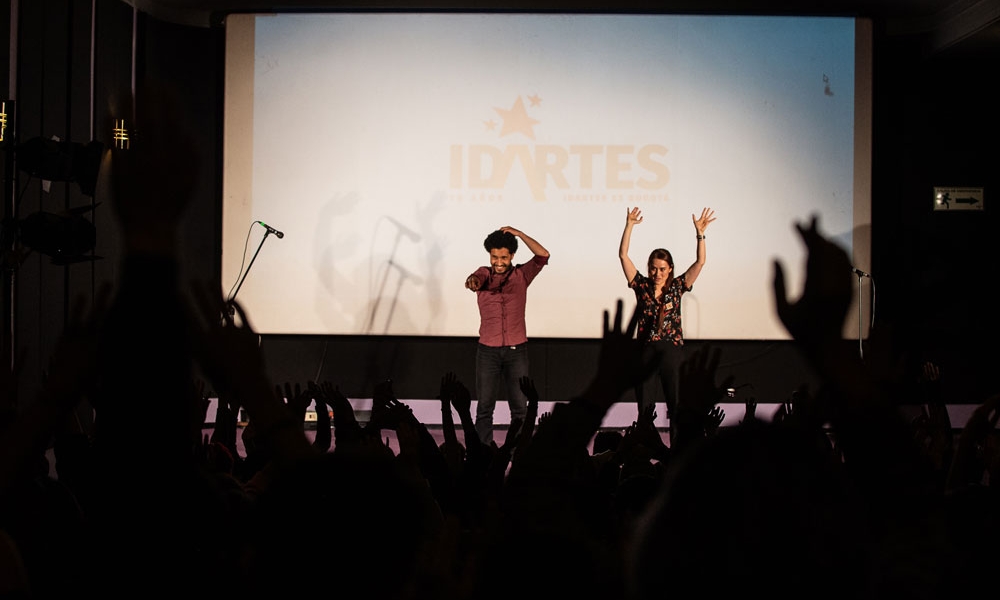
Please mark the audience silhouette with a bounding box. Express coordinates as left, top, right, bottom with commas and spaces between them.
1, 83, 998, 600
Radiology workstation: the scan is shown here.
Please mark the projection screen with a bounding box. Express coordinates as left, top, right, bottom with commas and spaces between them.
222, 12, 872, 340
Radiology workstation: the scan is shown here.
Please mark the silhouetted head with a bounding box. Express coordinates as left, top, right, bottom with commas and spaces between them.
627, 420, 872, 600
245, 451, 444, 595
593, 430, 624, 455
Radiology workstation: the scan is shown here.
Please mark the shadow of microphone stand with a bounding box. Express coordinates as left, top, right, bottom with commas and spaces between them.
366, 218, 422, 335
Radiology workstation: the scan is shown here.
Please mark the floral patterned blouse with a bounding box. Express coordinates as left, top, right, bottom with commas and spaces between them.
628, 272, 690, 346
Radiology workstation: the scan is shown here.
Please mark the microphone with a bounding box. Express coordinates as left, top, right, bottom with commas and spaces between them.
385, 216, 421, 243
257, 221, 284, 239
851, 267, 870, 278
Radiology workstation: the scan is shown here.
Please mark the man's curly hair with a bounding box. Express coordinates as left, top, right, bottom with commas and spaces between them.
483, 229, 518, 254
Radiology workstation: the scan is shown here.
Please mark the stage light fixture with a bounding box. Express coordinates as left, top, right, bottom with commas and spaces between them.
14, 136, 105, 197
0, 101, 9, 143
113, 118, 130, 150
17, 206, 101, 266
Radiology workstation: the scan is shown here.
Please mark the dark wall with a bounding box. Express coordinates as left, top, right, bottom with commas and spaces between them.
869, 28, 1000, 406
2, 0, 220, 411
3, 0, 134, 414
3, 1, 996, 413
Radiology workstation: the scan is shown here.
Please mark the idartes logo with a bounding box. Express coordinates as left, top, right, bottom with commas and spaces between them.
450, 94, 670, 202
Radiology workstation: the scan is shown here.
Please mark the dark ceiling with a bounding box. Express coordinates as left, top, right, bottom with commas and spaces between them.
128, 0, 1000, 58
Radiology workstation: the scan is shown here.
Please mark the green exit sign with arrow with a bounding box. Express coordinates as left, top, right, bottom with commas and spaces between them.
933, 186, 984, 211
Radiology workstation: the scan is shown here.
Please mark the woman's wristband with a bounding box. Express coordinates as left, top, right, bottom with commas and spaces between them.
697, 234, 706, 240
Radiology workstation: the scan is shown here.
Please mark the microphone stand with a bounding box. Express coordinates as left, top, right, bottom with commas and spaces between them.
227, 229, 274, 315
856, 271, 864, 359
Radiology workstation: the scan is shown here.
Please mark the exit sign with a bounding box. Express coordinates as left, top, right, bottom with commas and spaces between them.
933, 186, 984, 211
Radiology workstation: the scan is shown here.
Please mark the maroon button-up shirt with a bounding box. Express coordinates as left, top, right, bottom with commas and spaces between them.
470, 254, 548, 347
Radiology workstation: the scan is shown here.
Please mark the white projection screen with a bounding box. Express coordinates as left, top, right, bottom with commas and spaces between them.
223, 12, 872, 340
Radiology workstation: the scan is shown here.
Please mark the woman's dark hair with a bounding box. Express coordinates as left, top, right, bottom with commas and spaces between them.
484, 229, 518, 254
647, 248, 674, 271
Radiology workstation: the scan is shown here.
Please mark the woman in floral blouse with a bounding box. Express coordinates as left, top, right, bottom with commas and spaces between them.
618, 206, 716, 424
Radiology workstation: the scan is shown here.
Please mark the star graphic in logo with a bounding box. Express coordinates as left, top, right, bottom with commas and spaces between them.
484, 119, 497, 131
527, 93, 542, 107
494, 96, 540, 140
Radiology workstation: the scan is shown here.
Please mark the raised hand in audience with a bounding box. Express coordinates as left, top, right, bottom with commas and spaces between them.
189, 288, 314, 463
498, 416, 524, 457
447, 372, 488, 462
704, 405, 725, 436
488, 413, 526, 490
435, 373, 469, 496
511, 375, 540, 463
438, 372, 461, 447
367, 378, 401, 433
0, 286, 109, 496
630, 403, 670, 463
513, 299, 658, 466
518, 374, 541, 425
741, 395, 760, 426
370, 378, 453, 501
908, 370, 953, 489
947, 393, 1000, 491
0, 291, 110, 600
519, 374, 540, 407
614, 419, 655, 482
395, 417, 422, 473
672, 344, 733, 452
772, 216, 923, 469
509, 299, 656, 478
474, 299, 651, 600
771, 386, 819, 428
586, 299, 661, 410
307, 381, 333, 453
207, 391, 242, 475
89, 80, 245, 593
277, 381, 311, 428
773, 214, 853, 349
769, 215, 961, 600
318, 381, 362, 450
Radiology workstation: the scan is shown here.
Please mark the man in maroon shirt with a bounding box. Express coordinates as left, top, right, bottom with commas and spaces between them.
465, 226, 549, 446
